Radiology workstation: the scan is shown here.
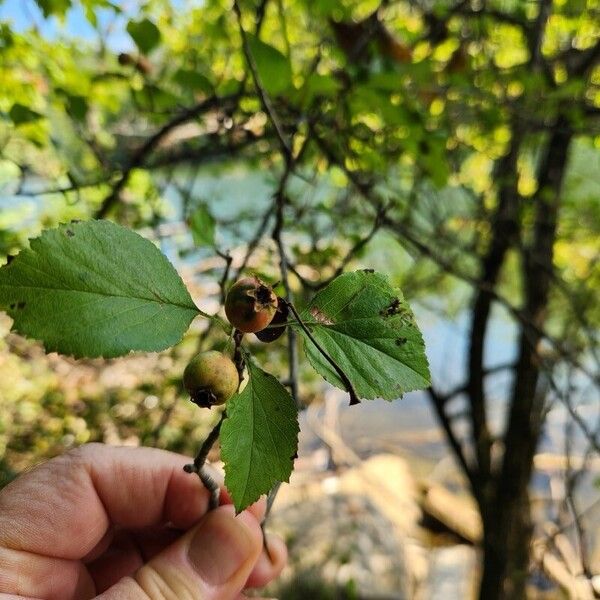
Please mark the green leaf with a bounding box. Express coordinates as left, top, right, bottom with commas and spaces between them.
299, 271, 430, 400
127, 18, 161, 55
0, 23, 14, 50
221, 361, 299, 513
188, 205, 216, 248
246, 35, 292, 96
34, 0, 71, 18
306, 0, 343, 17
65, 95, 88, 122
173, 69, 214, 94
9, 104, 43, 125
0, 220, 200, 358
299, 73, 342, 106
81, 0, 119, 26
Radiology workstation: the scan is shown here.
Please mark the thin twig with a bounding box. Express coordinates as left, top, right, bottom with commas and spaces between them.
184, 412, 226, 509
289, 203, 386, 290
285, 299, 360, 405
233, 205, 274, 279
233, 0, 292, 162
427, 386, 477, 492
216, 249, 233, 305
232, 329, 246, 384
96, 94, 237, 218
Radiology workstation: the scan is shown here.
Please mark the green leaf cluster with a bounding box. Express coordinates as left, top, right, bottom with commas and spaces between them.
0, 221, 430, 511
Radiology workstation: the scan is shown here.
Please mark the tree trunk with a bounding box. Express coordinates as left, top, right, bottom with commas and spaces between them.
480, 494, 533, 598
477, 118, 573, 600
467, 127, 524, 492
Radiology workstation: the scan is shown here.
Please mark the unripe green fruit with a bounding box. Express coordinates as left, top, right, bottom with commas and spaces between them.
224, 276, 278, 333
183, 351, 239, 408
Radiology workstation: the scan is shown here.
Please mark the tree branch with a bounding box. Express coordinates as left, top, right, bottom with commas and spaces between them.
184, 411, 227, 509
428, 386, 477, 492
233, 0, 292, 163
95, 94, 236, 218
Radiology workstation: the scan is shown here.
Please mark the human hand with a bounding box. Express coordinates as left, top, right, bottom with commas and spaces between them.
0, 444, 287, 599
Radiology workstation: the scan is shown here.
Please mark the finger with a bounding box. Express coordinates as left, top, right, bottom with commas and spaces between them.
89, 498, 267, 594
245, 533, 287, 588
0, 548, 95, 600
131, 527, 182, 562
86, 530, 144, 592
99, 505, 264, 600
0, 444, 211, 560
88, 527, 182, 592
0, 444, 213, 599
83, 463, 224, 566
91, 521, 285, 593
219, 490, 267, 523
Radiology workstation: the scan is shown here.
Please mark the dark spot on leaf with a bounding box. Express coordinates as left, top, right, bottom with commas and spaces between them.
66, 229, 75, 237
361, 268, 375, 274
5, 255, 15, 265
71, 219, 81, 224
380, 298, 402, 317
310, 306, 334, 325
17, 301, 25, 309
395, 337, 407, 346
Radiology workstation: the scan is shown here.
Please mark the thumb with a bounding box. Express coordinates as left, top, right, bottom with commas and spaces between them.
98, 505, 263, 600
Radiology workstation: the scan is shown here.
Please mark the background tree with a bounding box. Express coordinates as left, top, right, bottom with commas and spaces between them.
1, 0, 599, 598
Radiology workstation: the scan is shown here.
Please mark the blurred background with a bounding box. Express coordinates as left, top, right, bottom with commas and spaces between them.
0, 0, 599, 598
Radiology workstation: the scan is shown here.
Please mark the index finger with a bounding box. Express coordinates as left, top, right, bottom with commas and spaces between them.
0, 444, 211, 560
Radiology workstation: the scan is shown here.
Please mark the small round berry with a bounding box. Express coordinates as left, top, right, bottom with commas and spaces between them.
255, 297, 289, 343
224, 276, 278, 333
183, 351, 239, 408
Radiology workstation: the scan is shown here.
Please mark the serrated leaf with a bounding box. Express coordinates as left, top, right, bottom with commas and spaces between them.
188, 205, 216, 248
299, 270, 430, 400
0, 220, 200, 358
127, 18, 161, 55
221, 361, 299, 513
246, 35, 292, 96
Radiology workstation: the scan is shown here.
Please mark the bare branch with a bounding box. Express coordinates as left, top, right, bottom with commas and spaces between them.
96, 94, 237, 218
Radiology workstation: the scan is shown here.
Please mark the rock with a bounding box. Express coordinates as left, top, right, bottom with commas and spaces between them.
425, 545, 477, 599
420, 483, 482, 543
266, 492, 411, 600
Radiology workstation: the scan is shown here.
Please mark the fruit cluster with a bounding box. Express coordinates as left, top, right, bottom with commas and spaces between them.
183, 276, 286, 407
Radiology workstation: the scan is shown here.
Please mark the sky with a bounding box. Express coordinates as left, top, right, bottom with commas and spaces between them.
0, 0, 137, 50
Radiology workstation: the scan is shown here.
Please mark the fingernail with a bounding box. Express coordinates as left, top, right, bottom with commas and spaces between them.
188, 508, 256, 586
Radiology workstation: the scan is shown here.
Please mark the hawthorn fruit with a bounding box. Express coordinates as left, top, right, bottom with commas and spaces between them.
183, 350, 239, 408
255, 297, 289, 343
224, 276, 278, 333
